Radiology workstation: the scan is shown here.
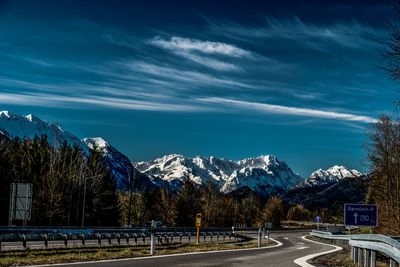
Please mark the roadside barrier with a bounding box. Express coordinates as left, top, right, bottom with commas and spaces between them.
310, 230, 400, 267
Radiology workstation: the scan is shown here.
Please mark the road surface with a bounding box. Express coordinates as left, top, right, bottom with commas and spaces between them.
29, 231, 337, 267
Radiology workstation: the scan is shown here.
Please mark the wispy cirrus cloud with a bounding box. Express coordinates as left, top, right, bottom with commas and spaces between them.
207, 17, 385, 51
150, 36, 251, 57
198, 97, 377, 123
149, 36, 253, 71
0, 92, 207, 112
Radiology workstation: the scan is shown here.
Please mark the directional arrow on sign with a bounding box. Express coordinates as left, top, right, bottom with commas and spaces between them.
354, 212, 358, 224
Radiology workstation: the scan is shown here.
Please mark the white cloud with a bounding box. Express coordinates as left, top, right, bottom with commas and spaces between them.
207, 17, 385, 50
0, 92, 206, 112
174, 51, 240, 71
150, 36, 251, 57
198, 97, 377, 123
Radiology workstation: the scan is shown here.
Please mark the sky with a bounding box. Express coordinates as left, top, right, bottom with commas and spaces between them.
0, 0, 399, 177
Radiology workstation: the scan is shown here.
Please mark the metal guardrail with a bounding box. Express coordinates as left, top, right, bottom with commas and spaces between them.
0, 227, 243, 251
310, 230, 400, 267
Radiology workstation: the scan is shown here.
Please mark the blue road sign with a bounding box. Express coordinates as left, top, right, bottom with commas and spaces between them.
344, 204, 377, 226
315, 216, 321, 222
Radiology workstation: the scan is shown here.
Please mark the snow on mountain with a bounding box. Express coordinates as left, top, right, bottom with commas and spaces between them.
133, 154, 304, 195
0, 111, 144, 189
291, 165, 363, 189
0, 111, 87, 152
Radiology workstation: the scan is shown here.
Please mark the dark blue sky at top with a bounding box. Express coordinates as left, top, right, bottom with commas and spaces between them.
0, 0, 399, 177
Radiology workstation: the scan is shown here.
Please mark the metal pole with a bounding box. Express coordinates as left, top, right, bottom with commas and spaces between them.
81, 175, 101, 228
81, 178, 87, 228
150, 231, 155, 255
258, 228, 261, 247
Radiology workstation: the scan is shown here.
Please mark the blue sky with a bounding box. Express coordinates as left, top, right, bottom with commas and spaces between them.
0, 0, 399, 177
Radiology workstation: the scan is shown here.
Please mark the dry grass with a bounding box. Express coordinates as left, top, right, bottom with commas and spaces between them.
0, 239, 276, 266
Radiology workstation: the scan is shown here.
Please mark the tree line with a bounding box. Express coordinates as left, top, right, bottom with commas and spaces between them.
0, 134, 323, 228
0, 134, 120, 226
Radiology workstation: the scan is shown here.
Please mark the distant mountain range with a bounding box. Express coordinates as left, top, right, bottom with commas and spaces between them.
0, 111, 367, 199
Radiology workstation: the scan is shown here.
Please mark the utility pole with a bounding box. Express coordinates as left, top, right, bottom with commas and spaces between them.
81, 175, 102, 228
127, 166, 135, 226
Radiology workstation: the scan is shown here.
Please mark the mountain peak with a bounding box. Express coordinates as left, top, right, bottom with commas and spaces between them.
83, 137, 109, 149
134, 154, 303, 195
291, 165, 363, 189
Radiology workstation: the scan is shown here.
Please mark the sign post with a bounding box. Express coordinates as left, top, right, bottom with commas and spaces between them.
344, 204, 377, 227
196, 213, 202, 245
315, 216, 321, 229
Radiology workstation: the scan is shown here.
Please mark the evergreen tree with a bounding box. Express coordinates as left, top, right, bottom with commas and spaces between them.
174, 178, 200, 226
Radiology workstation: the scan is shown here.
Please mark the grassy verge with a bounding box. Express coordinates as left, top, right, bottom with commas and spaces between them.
0, 240, 275, 266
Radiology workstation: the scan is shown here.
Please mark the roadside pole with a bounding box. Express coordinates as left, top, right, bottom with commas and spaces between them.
196, 213, 202, 244
258, 228, 262, 247
150, 220, 156, 256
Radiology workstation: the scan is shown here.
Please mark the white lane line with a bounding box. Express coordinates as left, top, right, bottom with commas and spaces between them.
293, 236, 342, 267
296, 246, 309, 250
298, 242, 304, 245
27, 238, 283, 267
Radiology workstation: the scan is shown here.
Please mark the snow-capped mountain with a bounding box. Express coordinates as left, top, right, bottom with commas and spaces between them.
291, 165, 363, 189
0, 111, 87, 152
0, 111, 143, 189
82, 137, 154, 190
133, 154, 304, 196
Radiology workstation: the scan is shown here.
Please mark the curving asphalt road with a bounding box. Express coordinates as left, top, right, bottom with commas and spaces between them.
29, 231, 337, 267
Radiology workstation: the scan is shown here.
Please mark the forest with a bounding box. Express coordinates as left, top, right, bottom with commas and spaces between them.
0, 134, 324, 228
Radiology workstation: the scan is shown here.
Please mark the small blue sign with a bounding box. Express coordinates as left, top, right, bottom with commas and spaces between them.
344, 204, 377, 227
315, 216, 321, 222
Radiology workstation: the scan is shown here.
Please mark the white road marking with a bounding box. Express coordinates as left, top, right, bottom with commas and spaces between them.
296, 246, 309, 250
26, 238, 283, 267
284, 237, 289, 240
298, 242, 304, 245
293, 236, 342, 267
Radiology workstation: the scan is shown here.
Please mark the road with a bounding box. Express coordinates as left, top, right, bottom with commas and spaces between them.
29, 231, 338, 267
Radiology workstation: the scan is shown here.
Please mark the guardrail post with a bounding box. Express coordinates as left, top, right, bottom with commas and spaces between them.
353, 247, 358, 264
22, 234, 27, 250
150, 232, 155, 256
188, 234, 191, 243
134, 234, 137, 244
210, 233, 213, 241
223, 232, 225, 240
358, 247, 362, 266
126, 233, 129, 245
351, 246, 355, 262
108, 233, 111, 246
267, 230, 270, 243
0, 235, 2, 251
97, 233, 101, 246
179, 234, 182, 243
44, 234, 48, 249
390, 258, 396, 267
370, 250, 376, 267
64, 234, 68, 247
81, 233, 85, 247
117, 233, 121, 245
258, 228, 262, 247
142, 234, 145, 244
364, 249, 370, 267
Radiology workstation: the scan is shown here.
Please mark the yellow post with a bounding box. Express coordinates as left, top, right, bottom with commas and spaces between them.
196, 213, 202, 245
